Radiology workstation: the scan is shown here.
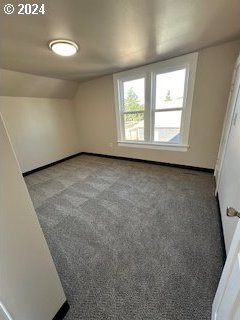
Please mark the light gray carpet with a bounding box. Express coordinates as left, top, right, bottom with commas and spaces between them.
25, 155, 224, 320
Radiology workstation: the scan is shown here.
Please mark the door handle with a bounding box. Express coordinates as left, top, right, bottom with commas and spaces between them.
226, 207, 240, 218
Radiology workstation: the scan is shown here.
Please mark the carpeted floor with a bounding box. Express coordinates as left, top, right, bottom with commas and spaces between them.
25, 155, 224, 320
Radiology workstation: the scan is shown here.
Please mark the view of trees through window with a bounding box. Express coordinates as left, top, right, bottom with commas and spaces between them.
154, 69, 185, 143
164, 90, 172, 102
115, 53, 197, 147
122, 70, 185, 142
124, 87, 144, 121
123, 79, 144, 140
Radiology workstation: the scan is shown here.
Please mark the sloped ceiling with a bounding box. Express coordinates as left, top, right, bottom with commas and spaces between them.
1, 0, 240, 82
0, 69, 79, 98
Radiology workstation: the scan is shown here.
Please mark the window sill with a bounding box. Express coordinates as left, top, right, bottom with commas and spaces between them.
117, 141, 189, 152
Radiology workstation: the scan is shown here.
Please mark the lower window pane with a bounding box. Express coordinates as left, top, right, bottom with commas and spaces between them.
124, 113, 144, 141
154, 111, 182, 143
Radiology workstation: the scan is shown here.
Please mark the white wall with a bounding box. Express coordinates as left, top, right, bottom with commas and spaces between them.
74, 40, 240, 169
0, 97, 81, 173
0, 113, 66, 320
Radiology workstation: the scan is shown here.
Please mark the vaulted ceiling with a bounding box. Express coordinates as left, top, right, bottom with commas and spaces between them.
1, 0, 240, 82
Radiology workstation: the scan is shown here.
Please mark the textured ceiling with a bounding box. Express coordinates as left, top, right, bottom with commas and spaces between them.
1, 0, 240, 82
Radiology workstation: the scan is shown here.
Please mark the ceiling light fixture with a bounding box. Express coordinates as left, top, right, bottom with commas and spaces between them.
49, 40, 78, 57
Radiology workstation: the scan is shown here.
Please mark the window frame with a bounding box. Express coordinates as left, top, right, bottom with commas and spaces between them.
113, 52, 198, 151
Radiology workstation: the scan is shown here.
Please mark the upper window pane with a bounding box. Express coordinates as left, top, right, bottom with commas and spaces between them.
123, 78, 145, 112
155, 69, 186, 110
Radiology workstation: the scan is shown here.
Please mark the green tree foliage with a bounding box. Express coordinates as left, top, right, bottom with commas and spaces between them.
125, 88, 143, 111
164, 90, 172, 102
124, 87, 144, 124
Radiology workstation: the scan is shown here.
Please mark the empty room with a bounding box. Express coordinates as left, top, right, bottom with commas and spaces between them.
1, 1, 240, 319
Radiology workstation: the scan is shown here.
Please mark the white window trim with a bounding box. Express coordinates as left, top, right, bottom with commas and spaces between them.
117, 141, 189, 152
113, 52, 198, 151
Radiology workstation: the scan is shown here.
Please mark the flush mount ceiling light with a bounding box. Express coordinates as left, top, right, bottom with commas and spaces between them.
49, 40, 78, 57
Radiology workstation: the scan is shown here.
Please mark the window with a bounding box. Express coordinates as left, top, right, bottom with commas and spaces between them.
113, 53, 198, 151
123, 78, 145, 141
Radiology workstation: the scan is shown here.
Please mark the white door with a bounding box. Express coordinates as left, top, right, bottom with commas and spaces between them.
215, 57, 240, 187
212, 221, 240, 320
217, 67, 240, 253
212, 55, 240, 319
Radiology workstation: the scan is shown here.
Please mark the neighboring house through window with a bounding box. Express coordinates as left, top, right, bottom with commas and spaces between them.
113, 52, 198, 151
